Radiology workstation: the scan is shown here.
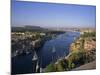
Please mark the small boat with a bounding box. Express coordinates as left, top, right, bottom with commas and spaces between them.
32, 51, 38, 61
36, 61, 39, 72
52, 46, 56, 62
40, 67, 42, 73
26, 51, 30, 54
52, 46, 56, 53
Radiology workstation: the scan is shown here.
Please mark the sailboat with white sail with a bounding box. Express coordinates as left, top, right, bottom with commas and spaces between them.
51, 46, 56, 62
52, 46, 56, 53
32, 51, 38, 61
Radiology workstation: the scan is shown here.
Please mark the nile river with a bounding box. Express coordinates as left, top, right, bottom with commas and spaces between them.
12, 31, 80, 74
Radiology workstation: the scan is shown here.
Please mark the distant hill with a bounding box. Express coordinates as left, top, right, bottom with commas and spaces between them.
11, 26, 48, 32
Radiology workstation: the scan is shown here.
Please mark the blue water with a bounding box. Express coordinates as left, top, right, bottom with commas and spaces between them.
12, 31, 80, 74
37, 32, 80, 68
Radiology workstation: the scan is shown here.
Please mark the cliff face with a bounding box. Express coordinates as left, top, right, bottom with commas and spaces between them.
84, 38, 96, 51
70, 31, 96, 52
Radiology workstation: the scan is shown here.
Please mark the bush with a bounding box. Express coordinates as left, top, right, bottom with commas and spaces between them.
45, 50, 95, 72
45, 63, 56, 72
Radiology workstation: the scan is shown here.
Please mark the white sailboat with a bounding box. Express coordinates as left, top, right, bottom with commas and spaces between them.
52, 46, 56, 62
32, 51, 38, 61
52, 46, 56, 53
40, 67, 42, 73
36, 61, 39, 72
40, 58, 43, 73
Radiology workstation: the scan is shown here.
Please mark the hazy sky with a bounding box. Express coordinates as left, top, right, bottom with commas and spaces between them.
11, 0, 96, 28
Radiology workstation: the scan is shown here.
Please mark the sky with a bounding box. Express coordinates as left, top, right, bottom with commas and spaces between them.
11, 0, 96, 28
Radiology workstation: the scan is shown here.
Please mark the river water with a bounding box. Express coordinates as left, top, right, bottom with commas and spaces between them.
12, 31, 80, 74
37, 31, 80, 68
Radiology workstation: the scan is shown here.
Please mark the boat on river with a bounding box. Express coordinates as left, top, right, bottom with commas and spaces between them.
32, 51, 38, 61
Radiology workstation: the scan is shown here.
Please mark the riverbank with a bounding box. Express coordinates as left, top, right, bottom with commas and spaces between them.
44, 31, 96, 72
38, 32, 80, 69
11, 31, 66, 74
